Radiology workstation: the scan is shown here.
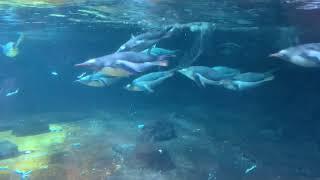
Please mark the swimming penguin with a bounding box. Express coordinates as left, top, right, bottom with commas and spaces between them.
75, 72, 120, 87
114, 58, 170, 73
125, 70, 175, 93
142, 45, 178, 56
212, 66, 241, 76
1, 33, 24, 58
116, 26, 175, 52
270, 43, 320, 67
75, 51, 172, 76
219, 71, 275, 91
170, 22, 215, 33
177, 66, 213, 81
99, 66, 134, 77
194, 66, 241, 87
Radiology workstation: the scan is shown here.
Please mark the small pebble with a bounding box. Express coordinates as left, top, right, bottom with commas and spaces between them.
245, 164, 257, 174
71, 143, 81, 149
51, 71, 58, 76
138, 124, 145, 129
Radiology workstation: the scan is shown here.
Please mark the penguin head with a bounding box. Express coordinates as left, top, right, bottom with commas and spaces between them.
270, 50, 290, 61
4, 42, 15, 49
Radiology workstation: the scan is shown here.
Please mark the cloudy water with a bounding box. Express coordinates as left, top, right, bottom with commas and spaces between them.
0, 0, 320, 180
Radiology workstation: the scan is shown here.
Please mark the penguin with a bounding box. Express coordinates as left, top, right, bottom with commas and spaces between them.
219, 71, 275, 91
211, 66, 241, 76
125, 70, 175, 93
194, 66, 241, 87
270, 43, 320, 67
75, 51, 173, 77
177, 66, 213, 82
141, 45, 178, 56
1, 33, 24, 58
114, 59, 169, 73
99, 66, 134, 77
75, 72, 120, 87
116, 26, 175, 52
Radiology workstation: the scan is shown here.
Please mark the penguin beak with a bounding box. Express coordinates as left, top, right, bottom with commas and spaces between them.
75, 59, 96, 68
269, 53, 280, 58
124, 84, 131, 91
74, 62, 88, 67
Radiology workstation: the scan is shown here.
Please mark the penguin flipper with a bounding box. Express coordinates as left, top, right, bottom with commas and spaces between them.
194, 73, 206, 88
15, 32, 24, 48
147, 44, 157, 55
143, 85, 154, 93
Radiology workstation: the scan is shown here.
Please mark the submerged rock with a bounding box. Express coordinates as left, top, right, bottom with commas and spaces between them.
138, 121, 177, 142
134, 143, 175, 171
0, 140, 19, 160
112, 143, 136, 159
111, 143, 175, 171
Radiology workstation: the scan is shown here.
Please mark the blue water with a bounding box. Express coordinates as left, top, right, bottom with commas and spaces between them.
0, 1, 320, 180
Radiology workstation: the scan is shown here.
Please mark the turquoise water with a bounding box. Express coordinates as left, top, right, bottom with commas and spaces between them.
0, 0, 320, 180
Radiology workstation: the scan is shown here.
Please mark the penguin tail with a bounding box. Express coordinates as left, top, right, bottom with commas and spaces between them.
264, 75, 275, 82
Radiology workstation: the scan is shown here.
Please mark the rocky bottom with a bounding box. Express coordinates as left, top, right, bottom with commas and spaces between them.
0, 106, 319, 180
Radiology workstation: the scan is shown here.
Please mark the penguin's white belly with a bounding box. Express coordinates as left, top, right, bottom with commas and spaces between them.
291, 55, 320, 67
234, 81, 262, 90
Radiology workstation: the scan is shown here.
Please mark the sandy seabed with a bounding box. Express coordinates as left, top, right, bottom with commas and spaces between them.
0, 105, 319, 180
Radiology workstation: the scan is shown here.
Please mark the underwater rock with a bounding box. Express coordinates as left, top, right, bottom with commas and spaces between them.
12, 122, 49, 137
111, 143, 175, 171
112, 143, 136, 159
134, 143, 175, 171
0, 140, 19, 160
138, 120, 176, 142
